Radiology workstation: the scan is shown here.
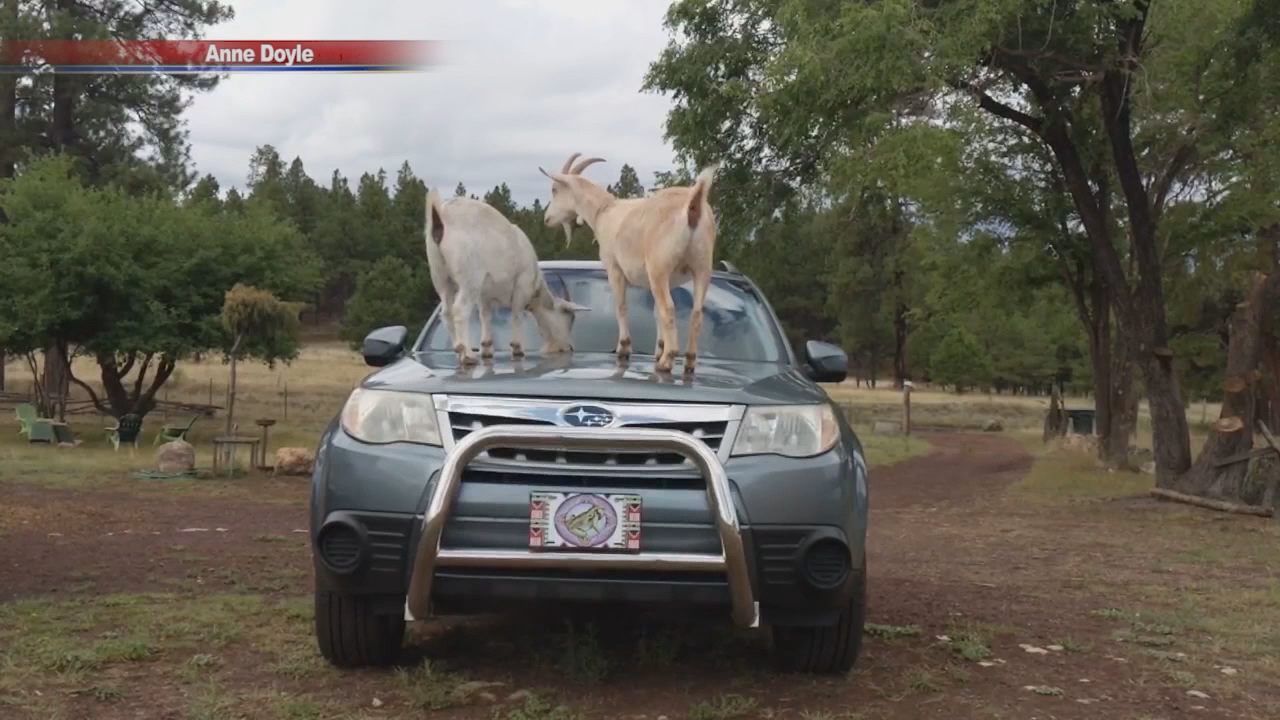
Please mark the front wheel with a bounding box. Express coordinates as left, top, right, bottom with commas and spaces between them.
771, 557, 866, 674
314, 591, 406, 668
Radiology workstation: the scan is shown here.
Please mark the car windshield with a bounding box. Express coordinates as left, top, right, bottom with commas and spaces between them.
419, 268, 786, 363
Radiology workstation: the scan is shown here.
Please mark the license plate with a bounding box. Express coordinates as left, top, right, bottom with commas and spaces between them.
528, 491, 642, 551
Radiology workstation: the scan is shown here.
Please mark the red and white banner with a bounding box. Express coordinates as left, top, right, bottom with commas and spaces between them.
0, 40, 438, 72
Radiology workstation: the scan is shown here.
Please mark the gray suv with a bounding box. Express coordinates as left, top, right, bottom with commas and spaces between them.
309, 260, 869, 674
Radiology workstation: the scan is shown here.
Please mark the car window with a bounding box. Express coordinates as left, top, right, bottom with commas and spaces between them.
420, 268, 785, 363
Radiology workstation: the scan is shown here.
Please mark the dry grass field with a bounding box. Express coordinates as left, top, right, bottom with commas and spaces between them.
2, 344, 1276, 720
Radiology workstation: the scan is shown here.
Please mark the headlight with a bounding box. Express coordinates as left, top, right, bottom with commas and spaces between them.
340, 388, 442, 446
731, 404, 839, 458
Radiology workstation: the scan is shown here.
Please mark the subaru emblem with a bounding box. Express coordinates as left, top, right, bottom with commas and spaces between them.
558, 403, 615, 428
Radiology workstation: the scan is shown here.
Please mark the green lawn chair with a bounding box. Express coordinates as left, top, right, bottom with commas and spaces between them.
15, 403, 38, 437
107, 413, 143, 453
155, 415, 199, 446
15, 403, 57, 443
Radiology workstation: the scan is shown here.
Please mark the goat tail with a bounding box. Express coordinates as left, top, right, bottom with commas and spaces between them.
685, 162, 720, 231
425, 187, 445, 245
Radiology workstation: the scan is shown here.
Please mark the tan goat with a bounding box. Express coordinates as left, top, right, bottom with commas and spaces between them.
539, 153, 719, 373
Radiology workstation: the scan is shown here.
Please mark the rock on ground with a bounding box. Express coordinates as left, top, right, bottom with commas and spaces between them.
274, 447, 315, 476
872, 420, 901, 435
156, 440, 196, 473
983, 419, 1004, 432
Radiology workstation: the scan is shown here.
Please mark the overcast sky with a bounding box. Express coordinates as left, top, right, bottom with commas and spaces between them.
185, 0, 680, 207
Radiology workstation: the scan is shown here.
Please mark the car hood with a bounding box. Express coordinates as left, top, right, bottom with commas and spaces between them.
360, 351, 828, 406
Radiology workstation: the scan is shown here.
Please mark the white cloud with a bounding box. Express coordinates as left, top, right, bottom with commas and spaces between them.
186, 0, 680, 205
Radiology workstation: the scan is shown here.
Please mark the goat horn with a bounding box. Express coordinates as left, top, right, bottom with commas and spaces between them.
560, 153, 581, 174
570, 157, 605, 175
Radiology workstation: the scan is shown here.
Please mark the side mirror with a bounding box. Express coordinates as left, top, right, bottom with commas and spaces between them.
803, 340, 848, 383
362, 325, 408, 367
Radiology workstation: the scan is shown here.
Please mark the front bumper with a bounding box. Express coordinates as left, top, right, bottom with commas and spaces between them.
312, 423, 867, 627
408, 425, 757, 627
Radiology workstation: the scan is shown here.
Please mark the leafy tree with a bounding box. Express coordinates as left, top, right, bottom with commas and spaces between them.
340, 257, 433, 350
645, 0, 1280, 499
929, 327, 994, 394
220, 284, 304, 435
608, 164, 645, 198
0, 154, 319, 420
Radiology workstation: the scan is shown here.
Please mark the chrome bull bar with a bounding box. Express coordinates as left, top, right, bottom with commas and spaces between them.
404, 424, 760, 629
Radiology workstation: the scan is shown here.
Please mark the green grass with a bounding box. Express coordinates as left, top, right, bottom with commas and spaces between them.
857, 429, 932, 468
1003, 448, 1280, 703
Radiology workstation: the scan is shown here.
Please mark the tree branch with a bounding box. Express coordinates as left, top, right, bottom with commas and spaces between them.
1150, 140, 1197, 222
61, 347, 109, 415
138, 354, 176, 414
953, 80, 1045, 133
132, 352, 153, 404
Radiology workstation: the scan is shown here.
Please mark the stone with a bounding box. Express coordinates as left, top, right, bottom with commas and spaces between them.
273, 447, 315, 476
872, 420, 901, 435
982, 419, 1003, 432
455, 681, 505, 699
1140, 460, 1156, 475
156, 439, 196, 473
1186, 690, 1211, 699
506, 690, 533, 703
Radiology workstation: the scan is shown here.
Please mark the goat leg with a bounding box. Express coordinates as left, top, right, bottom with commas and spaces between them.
605, 264, 632, 361
452, 295, 478, 366
438, 285, 459, 350
647, 269, 679, 373
684, 271, 711, 373
478, 301, 495, 360
509, 304, 526, 358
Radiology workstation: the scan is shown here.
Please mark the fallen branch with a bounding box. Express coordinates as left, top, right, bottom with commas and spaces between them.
1150, 488, 1272, 517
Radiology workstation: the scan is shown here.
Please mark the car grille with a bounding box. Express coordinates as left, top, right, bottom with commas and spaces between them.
448, 410, 728, 468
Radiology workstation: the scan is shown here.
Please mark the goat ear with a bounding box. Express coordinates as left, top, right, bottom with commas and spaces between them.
554, 297, 591, 312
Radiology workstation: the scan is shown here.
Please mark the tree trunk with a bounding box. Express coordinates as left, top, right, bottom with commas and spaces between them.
225, 335, 243, 435
1171, 271, 1280, 501
40, 346, 69, 419
0, 0, 15, 390
1259, 225, 1280, 433
1106, 327, 1139, 467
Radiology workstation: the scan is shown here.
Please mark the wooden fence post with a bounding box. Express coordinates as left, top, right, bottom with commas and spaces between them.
902, 381, 913, 436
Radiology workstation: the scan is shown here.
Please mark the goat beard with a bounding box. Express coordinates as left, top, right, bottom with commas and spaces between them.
562, 222, 573, 248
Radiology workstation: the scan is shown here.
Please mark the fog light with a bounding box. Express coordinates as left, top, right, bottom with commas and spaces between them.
802, 538, 850, 589
317, 521, 365, 573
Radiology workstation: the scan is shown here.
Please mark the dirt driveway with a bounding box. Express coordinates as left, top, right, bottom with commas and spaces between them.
1, 433, 1273, 719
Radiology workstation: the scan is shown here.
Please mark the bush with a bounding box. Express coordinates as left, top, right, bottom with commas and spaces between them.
340, 257, 434, 349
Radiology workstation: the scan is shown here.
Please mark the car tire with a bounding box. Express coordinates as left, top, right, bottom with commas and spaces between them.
314, 591, 406, 668
771, 554, 866, 674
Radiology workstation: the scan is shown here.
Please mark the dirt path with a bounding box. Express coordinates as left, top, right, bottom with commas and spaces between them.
1, 433, 1256, 719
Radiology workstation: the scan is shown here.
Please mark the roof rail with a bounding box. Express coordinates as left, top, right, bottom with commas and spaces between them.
718, 260, 742, 274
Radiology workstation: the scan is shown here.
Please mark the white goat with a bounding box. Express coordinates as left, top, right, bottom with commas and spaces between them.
424, 188, 588, 365
539, 153, 719, 373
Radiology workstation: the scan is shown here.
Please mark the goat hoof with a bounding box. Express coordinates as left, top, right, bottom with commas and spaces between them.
480, 347, 494, 360
510, 343, 524, 357
684, 354, 696, 372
